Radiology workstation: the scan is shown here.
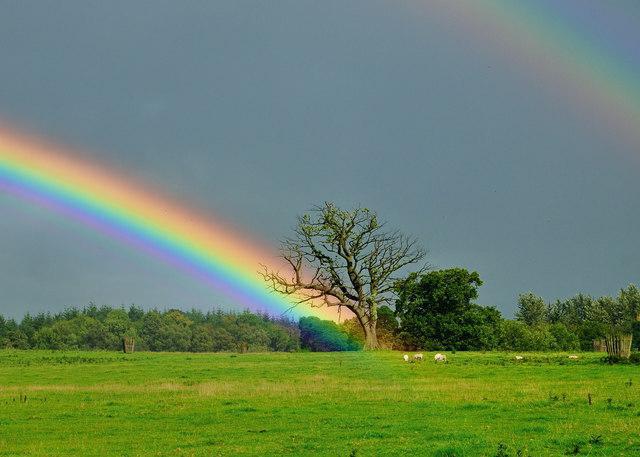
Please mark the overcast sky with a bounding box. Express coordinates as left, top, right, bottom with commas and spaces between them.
1, 1, 639, 318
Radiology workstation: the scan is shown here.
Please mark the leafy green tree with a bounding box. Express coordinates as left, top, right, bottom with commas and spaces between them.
25, 313, 54, 347
558, 293, 593, 327
84, 319, 111, 349
185, 309, 206, 324
498, 320, 527, 351
140, 310, 165, 351
546, 293, 606, 350
18, 313, 37, 345
576, 320, 606, 351
234, 324, 270, 352
59, 307, 80, 321
210, 327, 236, 351
267, 325, 300, 352
396, 269, 483, 317
454, 304, 503, 350
526, 325, 556, 351
8, 331, 29, 349
376, 305, 398, 334
588, 295, 635, 358
3, 326, 29, 349
499, 320, 556, 351
589, 296, 633, 336
548, 323, 579, 351
633, 320, 640, 351
127, 305, 145, 322
190, 324, 214, 352
83, 303, 112, 322
32, 316, 96, 349
104, 309, 136, 349
394, 269, 498, 350
0, 318, 28, 348
624, 285, 640, 350
515, 292, 547, 326
158, 310, 193, 352
33, 326, 64, 349
619, 284, 640, 314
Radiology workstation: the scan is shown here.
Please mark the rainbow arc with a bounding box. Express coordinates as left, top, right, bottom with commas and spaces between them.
0, 127, 339, 320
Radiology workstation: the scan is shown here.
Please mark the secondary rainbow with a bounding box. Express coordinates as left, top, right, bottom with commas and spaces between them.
0, 126, 340, 320
426, 1, 640, 151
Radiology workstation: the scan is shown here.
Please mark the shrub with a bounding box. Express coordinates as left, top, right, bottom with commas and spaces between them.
549, 323, 580, 351
299, 317, 361, 351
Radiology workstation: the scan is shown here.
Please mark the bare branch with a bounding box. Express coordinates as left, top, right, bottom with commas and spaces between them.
260, 202, 427, 349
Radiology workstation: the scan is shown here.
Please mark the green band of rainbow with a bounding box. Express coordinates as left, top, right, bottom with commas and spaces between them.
421, 1, 640, 150
0, 127, 338, 320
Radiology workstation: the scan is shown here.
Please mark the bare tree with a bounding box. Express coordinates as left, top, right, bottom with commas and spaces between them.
261, 202, 426, 349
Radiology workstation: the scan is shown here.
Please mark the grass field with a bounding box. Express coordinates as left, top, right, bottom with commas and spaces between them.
0, 350, 638, 456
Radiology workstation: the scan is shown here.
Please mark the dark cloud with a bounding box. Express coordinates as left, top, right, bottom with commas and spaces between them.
0, 1, 639, 317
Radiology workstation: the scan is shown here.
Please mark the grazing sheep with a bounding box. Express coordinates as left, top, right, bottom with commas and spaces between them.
434, 353, 446, 362
403, 354, 409, 362
414, 353, 423, 361
568, 355, 579, 360
515, 355, 524, 360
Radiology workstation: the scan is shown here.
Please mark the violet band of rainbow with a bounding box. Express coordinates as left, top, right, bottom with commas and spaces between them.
0, 129, 340, 320
425, 1, 640, 148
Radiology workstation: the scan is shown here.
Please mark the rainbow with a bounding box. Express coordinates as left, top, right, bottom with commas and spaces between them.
0, 125, 340, 320
3, 2, 635, 321
425, 1, 640, 151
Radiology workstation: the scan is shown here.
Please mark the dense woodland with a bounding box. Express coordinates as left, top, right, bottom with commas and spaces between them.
0, 306, 301, 352
1, 269, 638, 353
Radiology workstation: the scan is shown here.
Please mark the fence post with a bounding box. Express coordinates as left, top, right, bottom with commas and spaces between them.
123, 336, 135, 353
604, 334, 632, 359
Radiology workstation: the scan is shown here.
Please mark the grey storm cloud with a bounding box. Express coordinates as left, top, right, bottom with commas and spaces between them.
0, 0, 639, 318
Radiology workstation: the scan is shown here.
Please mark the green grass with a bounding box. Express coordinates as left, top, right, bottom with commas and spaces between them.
0, 350, 638, 456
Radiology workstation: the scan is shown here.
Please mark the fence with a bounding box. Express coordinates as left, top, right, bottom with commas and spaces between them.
592, 339, 607, 352
604, 334, 632, 359
123, 336, 135, 353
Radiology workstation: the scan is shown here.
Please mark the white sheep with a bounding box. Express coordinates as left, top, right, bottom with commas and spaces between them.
413, 353, 423, 361
403, 354, 409, 362
568, 355, 578, 360
515, 355, 524, 361
434, 353, 446, 362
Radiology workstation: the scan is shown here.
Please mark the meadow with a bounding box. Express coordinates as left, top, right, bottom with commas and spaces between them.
0, 350, 638, 456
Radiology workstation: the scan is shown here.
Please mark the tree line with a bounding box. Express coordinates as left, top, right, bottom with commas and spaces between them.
339, 268, 640, 354
261, 203, 639, 357
0, 305, 301, 352
2, 269, 637, 354
3, 200, 638, 355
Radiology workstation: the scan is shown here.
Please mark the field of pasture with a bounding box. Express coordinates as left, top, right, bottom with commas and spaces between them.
0, 350, 638, 456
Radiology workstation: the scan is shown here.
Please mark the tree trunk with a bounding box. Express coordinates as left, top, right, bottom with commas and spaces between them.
363, 321, 380, 350
352, 305, 380, 350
